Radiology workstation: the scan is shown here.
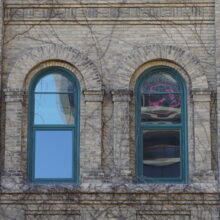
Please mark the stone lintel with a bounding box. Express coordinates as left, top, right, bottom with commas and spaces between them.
83, 90, 104, 102
111, 89, 133, 102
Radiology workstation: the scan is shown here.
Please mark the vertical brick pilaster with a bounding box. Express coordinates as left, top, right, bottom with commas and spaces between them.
192, 89, 215, 182
82, 90, 104, 183
111, 89, 132, 183
0, 0, 4, 189
2, 89, 25, 189
0, 0, 3, 88
215, 0, 220, 183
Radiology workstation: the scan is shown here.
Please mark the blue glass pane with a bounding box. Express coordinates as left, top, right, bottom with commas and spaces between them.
141, 72, 180, 93
34, 130, 73, 179
34, 93, 74, 124
35, 74, 74, 93
143, 130, 180, 178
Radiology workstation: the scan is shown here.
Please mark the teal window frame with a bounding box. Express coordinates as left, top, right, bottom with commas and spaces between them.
135, 66, 188, 183
28, 66, 80, 184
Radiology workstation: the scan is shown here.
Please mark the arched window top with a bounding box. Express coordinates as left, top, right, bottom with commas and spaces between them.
30, 67, 79, 125
31, 67, 78, 93
28, 67, 80, 183
140, 71, 181, 93
137, 67, 185, 125
35, 73, 75, 93
138, 66, 185, 93
136, 66, 187, 183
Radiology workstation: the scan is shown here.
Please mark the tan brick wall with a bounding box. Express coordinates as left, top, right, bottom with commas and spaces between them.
0, 0, 220, 219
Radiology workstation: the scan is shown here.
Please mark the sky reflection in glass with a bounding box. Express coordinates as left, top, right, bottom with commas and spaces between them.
34, 130, 73, 179
34, 93, 74, 124
35, 74, 74, 93
34, 73, 75, 125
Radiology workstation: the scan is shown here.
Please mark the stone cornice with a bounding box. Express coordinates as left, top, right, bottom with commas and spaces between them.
191, 88, 212, 102
191, 88, 212, 95
4, 88, 26, 102
83, 90, 104, 102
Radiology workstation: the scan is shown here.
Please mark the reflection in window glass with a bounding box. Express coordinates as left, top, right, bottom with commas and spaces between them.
136, 67, 187, 183
35, 74, 74, 93
34, 93, 74, 124
143, 130, 180, 178
35, 130, 73, 179
141, 94, 181, 123
141, 73, 180, 93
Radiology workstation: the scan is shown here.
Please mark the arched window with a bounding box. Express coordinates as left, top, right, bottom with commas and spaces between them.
136, 66, 187, 183
28, 67, 80, 183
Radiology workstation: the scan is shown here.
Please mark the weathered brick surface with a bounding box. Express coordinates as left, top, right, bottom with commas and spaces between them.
0, 0, 220, 219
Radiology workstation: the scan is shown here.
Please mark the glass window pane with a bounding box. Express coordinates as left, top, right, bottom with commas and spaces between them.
34, 130, 73, 179
142, 130, 180, 178
35, 74, 74, 93
141, 94, 181, 123
34, 93, 74, 124
141, 72, 180, 93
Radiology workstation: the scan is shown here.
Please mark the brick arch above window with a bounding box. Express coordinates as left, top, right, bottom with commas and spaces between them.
6, 44, 102, 91
23, 61, 85, 92
129, 60, 191, 91
114, 44, 209, 90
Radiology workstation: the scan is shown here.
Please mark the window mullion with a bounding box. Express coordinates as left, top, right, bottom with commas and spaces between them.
33, 124, 75, 129
141, 92, 181, 95
34, 92, 74, 94
140, 123, 182, 130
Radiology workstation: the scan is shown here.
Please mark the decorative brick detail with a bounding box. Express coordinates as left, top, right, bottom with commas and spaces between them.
137, 210, 191, 220
25, 210, 81, 220
4, 3, 214, 25
7, 44, 102, 91
115, 44, 209, 90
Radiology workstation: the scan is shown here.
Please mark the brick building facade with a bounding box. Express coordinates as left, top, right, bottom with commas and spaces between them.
0, 0, 220, 219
